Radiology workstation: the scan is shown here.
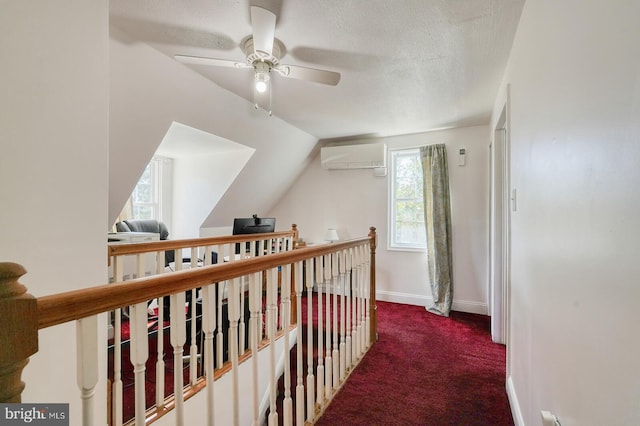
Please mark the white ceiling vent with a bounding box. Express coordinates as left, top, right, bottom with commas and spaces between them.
321, 143, 387, 170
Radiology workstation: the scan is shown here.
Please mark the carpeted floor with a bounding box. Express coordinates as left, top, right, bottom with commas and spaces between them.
315, 301, 514, 426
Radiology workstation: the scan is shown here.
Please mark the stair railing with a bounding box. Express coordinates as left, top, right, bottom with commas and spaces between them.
0, 226, 377, 426
107, 225, 299, 425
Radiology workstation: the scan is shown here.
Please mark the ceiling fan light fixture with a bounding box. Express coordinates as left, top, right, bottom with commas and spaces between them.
255, 71, 269, 93
254, 62, 271, 93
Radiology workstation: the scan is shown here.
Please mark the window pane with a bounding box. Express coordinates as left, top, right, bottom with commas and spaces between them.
132, 184, 152, 204
395, 221, 427, 246
131, 159, 159, 220
389, 149, 426, 250
132, 164, 153, 203
132, 205, 154, 220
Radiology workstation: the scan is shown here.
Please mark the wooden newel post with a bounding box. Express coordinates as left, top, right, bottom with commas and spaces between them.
0, 262, 38, 403
368, 227, 378, 343
291, 224, 299, 248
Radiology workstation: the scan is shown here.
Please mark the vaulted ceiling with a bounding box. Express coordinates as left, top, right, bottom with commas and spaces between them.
109, 0, 525, 140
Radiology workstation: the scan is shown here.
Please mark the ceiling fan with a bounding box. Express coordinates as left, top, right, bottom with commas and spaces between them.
174, 6, 341, 115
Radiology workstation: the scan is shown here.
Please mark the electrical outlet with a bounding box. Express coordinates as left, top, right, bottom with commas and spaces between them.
541, 410, 560, 426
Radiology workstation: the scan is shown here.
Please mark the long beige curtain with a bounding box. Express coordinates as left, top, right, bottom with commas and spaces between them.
420, 144, 453, 317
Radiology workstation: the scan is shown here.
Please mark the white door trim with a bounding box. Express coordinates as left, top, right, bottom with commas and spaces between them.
489, 85, 511, 348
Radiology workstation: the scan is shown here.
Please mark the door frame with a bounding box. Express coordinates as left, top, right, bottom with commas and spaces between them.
489, 86, 511, 348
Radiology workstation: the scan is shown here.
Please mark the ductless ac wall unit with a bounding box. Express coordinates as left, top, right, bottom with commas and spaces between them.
320, 142, 387, 170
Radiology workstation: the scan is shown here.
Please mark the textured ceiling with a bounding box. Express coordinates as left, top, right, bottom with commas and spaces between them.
110, 0, 524, 140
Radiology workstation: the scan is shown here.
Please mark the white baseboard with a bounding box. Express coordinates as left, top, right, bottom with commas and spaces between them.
452, 299, 488, 315
506, 375, 524, 426
376, 290, 488, 315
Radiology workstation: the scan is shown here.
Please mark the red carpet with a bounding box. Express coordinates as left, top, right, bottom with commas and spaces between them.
315, 301, 513, 426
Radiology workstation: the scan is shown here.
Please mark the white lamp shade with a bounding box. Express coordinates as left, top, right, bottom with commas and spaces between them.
325, 228, 339, 242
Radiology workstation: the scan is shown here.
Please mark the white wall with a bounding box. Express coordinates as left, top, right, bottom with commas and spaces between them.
493, 1, 640, 425
154, 121, 256, 238
109, 26, 319, 229
172, 150, 254, 238
0, 2, 109, 424
269, 126, 490, 313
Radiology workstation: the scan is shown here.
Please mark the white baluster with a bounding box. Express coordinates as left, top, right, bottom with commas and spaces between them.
113, 308, 123, 426
170, 292, 186, 426
77, 316, 98, 426
331, 252, 339, 389
175, 255, 183, 272
281, 264, 293, 426
239, 278, 246, 356
133, 258, 154, 426
365, 243, 371, 349
350, 248, 358, 362
315, 256, 324, 405
324, 254, 332, 398
295, 261, 305, 426
249, 272, 261, 426
112, 256, 123, 426
355, 246, 363, 360
360, 245, 367, 356
345, 248, 353, 371
305, 258, 316, 422
274, 266, 279, 335
169, 250, 187, 426
189, 250, 198, 385
216, 245, 227, 369
259, 246, 265, 342
155, 252, 165, 410
135, 253, 143, 280
339, 250, 347, 381
228, 278, 241, 426
129, 301, 149, 426
201, 284, 216, 426
267, 268, 278, 426
157, 249, 165, 274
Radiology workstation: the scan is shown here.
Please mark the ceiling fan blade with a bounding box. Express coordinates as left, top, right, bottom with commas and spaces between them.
250, 6, 276, 58
174, 54, 249, 69
275, 64, 341, 86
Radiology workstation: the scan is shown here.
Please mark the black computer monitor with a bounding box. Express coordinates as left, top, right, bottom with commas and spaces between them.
232, 215, 276, 235
232, 215, 276, 254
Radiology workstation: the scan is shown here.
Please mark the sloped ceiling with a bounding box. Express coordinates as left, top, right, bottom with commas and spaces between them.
109, 24, 318, 228
109, 0, 525, 140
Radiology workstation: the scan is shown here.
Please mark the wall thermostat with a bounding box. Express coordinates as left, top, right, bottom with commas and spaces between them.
458, 148, 466, 166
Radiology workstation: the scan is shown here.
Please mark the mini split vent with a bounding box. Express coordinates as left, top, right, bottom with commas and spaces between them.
320, 143, 387, 170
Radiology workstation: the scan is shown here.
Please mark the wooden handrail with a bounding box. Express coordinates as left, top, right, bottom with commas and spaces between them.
1, 224, 378, 421
39, 236, 371, 330
108, 228, 297, 259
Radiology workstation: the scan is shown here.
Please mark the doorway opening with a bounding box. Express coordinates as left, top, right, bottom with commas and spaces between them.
489, 89, 511, 347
